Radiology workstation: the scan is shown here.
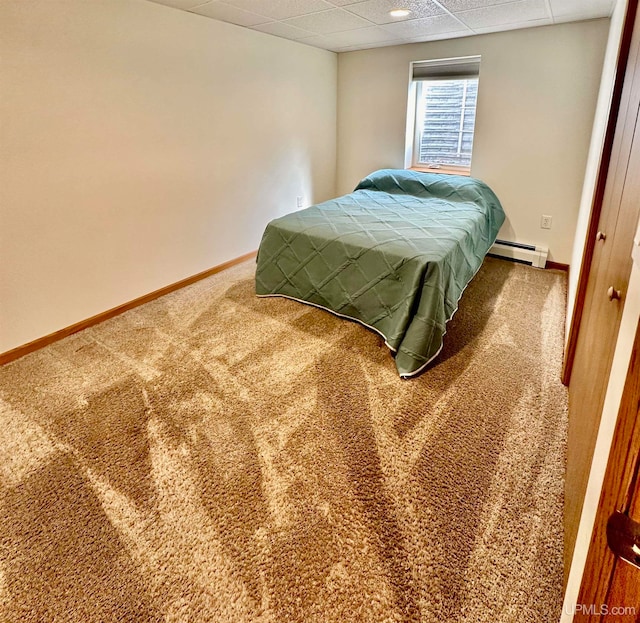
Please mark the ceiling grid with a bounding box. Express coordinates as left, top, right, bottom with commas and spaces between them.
145, 0, 615, 52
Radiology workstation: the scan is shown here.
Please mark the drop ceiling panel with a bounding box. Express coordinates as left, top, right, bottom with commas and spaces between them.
382, 13, 468, 37
306, 24, 397, 47
549, 0, 614, 18
472, 15, 552, 32
403, 29, 477, 42
253, 20, 315, 38
437, 0, 519, 11
191, 2, 272, 26
145, 0, 616, 51
297, 35, 334, 48
456, 0, 549, 29
345, 0, 444, 25
283, 8, 372, 33
149, 0, 203, 9
221, 0, 334, 20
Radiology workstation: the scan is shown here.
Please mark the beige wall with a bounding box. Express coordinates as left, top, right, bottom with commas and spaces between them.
0, 0, 337, 353
336, 20, 609, 264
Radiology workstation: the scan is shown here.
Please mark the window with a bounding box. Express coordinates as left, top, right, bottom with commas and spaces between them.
406, 56, 481, 175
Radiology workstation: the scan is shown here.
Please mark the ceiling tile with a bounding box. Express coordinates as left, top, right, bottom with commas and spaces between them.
314, 25, 399, 47
147, 0, 204, 9
437, 0, 517, 11
297, 35, 334, 48
297, 34, 357, 51
189, 2, 272, 25
145, 0, 617, 52
549, 11, 609, 24
473, 17, 553, 35
344, 0, 444, 25
220, 0, 334, 20
403, 29, 474, 42
381, 13, 465, 37
472, 16, 552, 32
253, 20, 315, 39
283, 8, 372, 33
455, 0, 549, 29
549, 0, 613, 18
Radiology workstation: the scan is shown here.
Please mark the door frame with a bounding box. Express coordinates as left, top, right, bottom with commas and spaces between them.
562, 0, 638, 386
575, 315, 640, 619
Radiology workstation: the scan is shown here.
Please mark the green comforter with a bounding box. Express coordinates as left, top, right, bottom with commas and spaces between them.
255, 169, 505, 377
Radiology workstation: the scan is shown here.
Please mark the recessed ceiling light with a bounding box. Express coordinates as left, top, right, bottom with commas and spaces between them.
389, 8, 412, 18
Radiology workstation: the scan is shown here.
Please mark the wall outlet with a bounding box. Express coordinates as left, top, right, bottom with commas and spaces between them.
296, 196, 303, 208
541, 215, 553, 230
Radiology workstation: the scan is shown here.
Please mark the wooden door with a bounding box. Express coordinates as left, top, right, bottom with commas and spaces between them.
576, 317, 640, 622
566, 1, 640, 573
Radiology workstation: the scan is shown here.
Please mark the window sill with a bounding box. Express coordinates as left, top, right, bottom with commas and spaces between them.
410, 166, 471, 177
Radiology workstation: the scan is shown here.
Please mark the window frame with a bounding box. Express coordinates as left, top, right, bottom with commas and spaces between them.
405, 56, 481, 177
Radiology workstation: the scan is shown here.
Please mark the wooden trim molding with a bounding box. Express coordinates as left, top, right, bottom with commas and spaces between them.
410, 165, 471, 177
545, 261, 570, 271
0, 250, 258, 366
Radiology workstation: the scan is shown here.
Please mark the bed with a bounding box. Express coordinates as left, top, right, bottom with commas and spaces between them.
255, 169, 505, 377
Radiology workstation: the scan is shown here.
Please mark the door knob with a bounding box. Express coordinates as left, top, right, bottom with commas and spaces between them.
596, 231, 607, 242
608, 286, 622, 301
607, 511, 640, 570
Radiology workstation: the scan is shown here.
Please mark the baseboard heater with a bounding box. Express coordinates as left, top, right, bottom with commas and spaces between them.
488, 239, 549, 268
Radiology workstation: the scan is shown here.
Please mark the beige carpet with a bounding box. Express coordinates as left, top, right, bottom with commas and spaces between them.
0, 257, 567, 623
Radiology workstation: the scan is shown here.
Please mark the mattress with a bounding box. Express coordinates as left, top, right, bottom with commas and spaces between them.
255, 169, 505, 377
